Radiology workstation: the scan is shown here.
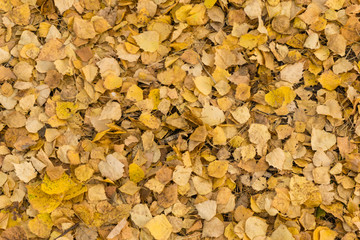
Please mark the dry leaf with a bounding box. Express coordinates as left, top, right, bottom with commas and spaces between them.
195, 200, 217, 221
13, 162, 37, 183
98, 154, 125, 181
133, 31, 160, 52
145, 215, 173, 240
73, 17, 96, 39
311, 129, 336, 151
245, 216, 268, 239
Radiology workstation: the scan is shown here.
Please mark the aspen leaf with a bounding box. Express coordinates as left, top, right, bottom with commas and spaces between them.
88, 184, 107, 201
0, 47, 11, 64
318, 70, 341, 91
126, 85, 143, 102
313, 226, 338, 240
139, 113, 161, 129
55, 0, 74, 14
212, 126, 227, 145
10, 4, 30, 25
107, 218, 127, 239
239, 34, 258, 49
245, 216, 268, 239
248, 123, 271, 145
204, 0, 217, 8
145, 215, 173, 240
103, 74, 122, 90
271, 224, 295, 240
266, 148, 285, 170
133, 31, 160, 52
98, 154, 124, 181
75, 165, 94, 182
28, 213, 53, 238
63, 183, 87, 200
316, 99, 342, 119
27, 185, 63, 213
311, 128, 336, 151
13, 162, 37, 183
201, 104, 225, 126
186, 4, 208, 25
41, 173, 74, 195
192, 176, 212, 195
202, 217, 224, 238
119, 180, 140, 195
73, 17, 96, 39
129, 163, 145, 183
56, 102, 78, 120
99, 101, 122, 121
130, 204, 152, 228
172, 166, 192, 186
208, 160, 228, 178
280, 62, 304, 83
231, 106, 250, 124
194, 76, 213, 95
195, 200, 217, 221
265, 86, 296, 108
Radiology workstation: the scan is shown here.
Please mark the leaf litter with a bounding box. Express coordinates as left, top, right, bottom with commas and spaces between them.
0, 0, 360, 239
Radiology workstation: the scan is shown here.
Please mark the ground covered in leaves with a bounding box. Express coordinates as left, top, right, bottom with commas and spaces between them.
1, 0, 360, 239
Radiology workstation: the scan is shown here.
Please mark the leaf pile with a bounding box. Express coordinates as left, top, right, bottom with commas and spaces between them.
0, 0, 360, 239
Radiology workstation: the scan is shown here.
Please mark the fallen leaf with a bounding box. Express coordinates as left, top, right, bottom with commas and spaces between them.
145, 215, 173, 240
129, 163, 145, 183
245, 216, 268, 239
133, 31, 160, 52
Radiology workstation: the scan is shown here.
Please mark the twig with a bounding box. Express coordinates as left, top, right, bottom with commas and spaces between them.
196, 56, 216, 84
54, 223, 79, 240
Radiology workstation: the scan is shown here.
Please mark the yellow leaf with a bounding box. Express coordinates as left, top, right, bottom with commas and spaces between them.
119, 180, 140, 195
28, 213, 53, 238
212, 126, 227, 145
318, 70, 341, 91
124, 42, 139, 54
133, 31, 160, 52
126, 84, 143, 102
63, 183, 87, 200
239, 34, 258, 49
129, 163, 145, 183
38, 22, 51, 37
186, 4, 208, 25
56, 102, 78, 120
41, 173, 74, 195
224, 223, 240, 240
103, 73, 122, 90
204, 0, 217, 8
139, 113, 161, 129
169, 42, 190, 51
313, 226, 338, 240
92, 129, 110, 142
208, 160, 228, 178
194, 76, 213, 95
75, 164, 94, 182
73, 17, 96, 39
10, 4, 30, 25
265, 86, 296, 108
212, 67, 230, 82
235, 83, 251, 101
175, 5, 192, 22
145, 215, 173, 240
0, 0, 11, 12
286, 33, 307, 48
148, 89, 160, 110
27, 185, 63, 213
